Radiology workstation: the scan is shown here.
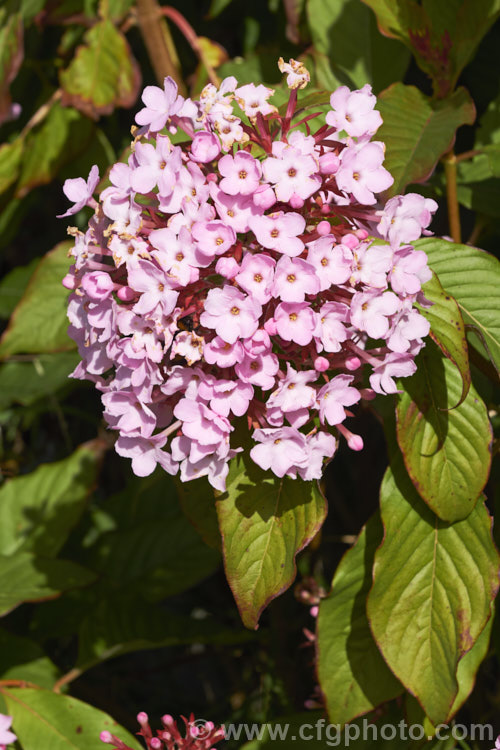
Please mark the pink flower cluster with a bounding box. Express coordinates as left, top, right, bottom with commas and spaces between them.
0, 714, 16, 750
100, 712, 224, 750
62, 61, 436, 490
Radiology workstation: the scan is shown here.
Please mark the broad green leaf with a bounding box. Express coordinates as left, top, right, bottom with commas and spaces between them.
0, 628, 59, 688
87, 473, 220, 601
0, 441, 105, 557
240, 703, 455, 748
396, 340, 492, 522
0, 552, 96, 616
2, 688, 142, 750
307, 0, 410, 92
456, 179, 500, 219
16, 103, 93, 197
0, 10, 23, 124
176, 476, 221, 550
77, 593, 254, 671
361, 0, 500, 94
419, 271, 470, 406
377, 84, 475, 196
406, 603, 493, 725
367, 454, 499, 725
317, 512, 403, 726
0, 242, 75, 358
60, 20, 140, 119
0, 139, 23, 195
417, 237, 500, 375
0, 256, 37, 318
0, 352, 79, 409
216, 455, 327, 629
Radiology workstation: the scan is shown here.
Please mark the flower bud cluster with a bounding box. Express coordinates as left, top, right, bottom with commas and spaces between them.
62, 60, 436, 490
100, 712, 224, 750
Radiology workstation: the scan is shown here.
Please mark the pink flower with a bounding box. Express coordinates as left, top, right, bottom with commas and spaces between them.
115, 433, 176, 476
326, 84, 382, 138
102, 391, 156, 437
235, 350, 279, 390
273, 256, 320, 302
135, 76, 185, 132
336, 142, 393, 205
306, 237, 353, 288
235, 253, 276, 304
298, 431, 336, 480
203, 336, 244, 367
274, 302, 317, 345
190, 131, 221, 162
378, 193, 438, 247
200, 286, 262, 344
350, 290, 400, 339
369, 352, 417, 394
262, 144, 320, 202
192, 220, 236, 264
128, 259, 179, 316
317, 375, 360, 426
58, 164, 99, 218
315, 301, 349, 353
389, 246, 432, 296
249, 211, 305, 257
174, 398, 232, 445
218, 151, 262, 195
130, 137, 180, 195
250, 427, 308, 477
0, 714, 16, 748
235, 83, 277, 118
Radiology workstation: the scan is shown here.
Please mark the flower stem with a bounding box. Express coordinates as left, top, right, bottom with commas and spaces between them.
161, 6, 221, 87
135, 0, 185, 94
443, 150, 461, 243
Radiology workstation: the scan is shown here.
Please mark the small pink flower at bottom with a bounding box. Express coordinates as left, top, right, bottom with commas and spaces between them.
250, 427, 308, 477
0, 714, 16, 748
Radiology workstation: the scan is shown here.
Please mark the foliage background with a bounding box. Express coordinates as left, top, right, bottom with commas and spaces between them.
0, 0, 499, 747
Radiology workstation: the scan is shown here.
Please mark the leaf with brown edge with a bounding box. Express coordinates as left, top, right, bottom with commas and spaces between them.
396, 340, 491, 522
59, 20, 141, 120
418, 270, 471, 407
216, 454, 327, 629
367, 450, 499, 726
377, 84, 475, 196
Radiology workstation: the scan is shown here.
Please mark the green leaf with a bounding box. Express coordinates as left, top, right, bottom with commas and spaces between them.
406, 603, 494, 724
1, 687, 142, 750
367, 452, 499, 725
0, 552, 96, 617
306, 0, 410, 92
0, 10, 23, 124
419, 271, 470, 406
0, 628, 59, 688
60, 20, 141, 119
216, 456, 327, 629
317, 512, 403, 726
0, 138, 24, 196
0, 441, 105, 558
87, 473, 220, 600
396, 340, 492, 522
0, 242, 75, 358
208, 0, 233, 17
361, 0, 500, 95
16, 102, 94, 197
0, 352, 80, 410
77, 593, 254, 671
0, 256, 37, 319
377, 84, 475, 196
417, 237, 500, 375
176, 476, 221, 550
